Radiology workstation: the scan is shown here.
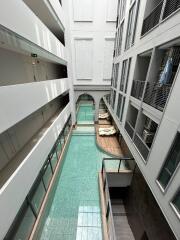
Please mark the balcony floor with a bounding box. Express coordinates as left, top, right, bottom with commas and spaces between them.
96, 124, 123, 157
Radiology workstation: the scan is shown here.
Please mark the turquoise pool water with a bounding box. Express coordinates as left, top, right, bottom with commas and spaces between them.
39, 127, 111, 240
77, 104, 95, 124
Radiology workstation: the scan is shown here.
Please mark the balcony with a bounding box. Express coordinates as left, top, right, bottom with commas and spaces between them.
141, 1, 163, 35
143, 82, 171, 111
0, 78, 69, 134
131, 80, 145, 100
142, 0, 180, 36
0, 0, 66, 62
163, 0, 180, 19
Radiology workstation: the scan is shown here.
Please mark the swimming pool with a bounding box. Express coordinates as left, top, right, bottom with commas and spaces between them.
77, 104, 95, 124
39, 127, 111, 240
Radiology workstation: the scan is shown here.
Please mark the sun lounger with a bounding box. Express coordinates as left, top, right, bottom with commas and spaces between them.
99, 128, 117, 136
98, 112, 109, 119
99, 126, 115, 132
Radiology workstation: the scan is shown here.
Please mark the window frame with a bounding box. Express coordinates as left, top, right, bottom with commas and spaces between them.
156, 132, 180, 193
170, 187, 180, 219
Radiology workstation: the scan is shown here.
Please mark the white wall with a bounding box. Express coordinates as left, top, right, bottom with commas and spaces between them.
64, 0, 118, 85
0, 103, 71, 240
0, 78, 69, 134
0, 0, 66, 61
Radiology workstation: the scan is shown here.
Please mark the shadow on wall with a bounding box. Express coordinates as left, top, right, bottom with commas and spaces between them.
124, 166, 176, 240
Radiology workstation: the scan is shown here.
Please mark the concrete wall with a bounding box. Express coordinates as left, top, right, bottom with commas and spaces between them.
0, 0, 66, 61
0, 78, 69, 134
124, 166, 176, 240
63, 0, 117, 86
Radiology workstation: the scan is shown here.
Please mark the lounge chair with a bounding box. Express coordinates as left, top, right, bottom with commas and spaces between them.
98, 112, 109, 119
99, 126, 115, 132
99, 128, 117, 136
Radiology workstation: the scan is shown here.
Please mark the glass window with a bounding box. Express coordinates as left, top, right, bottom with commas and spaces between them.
30, 179, 46, 214
172, 189, 180, 215
120, 97, 125, 121
120, 60, 128, 91
6, 201, 36, 240
158, 133, 180, 189
112, 90, 116, 109
60, 131, 65, 146
125, 58, 131, 93
112, 63, 119, 88
125, 4, 135, 50
116, 94, 122, 118
50, 150, 58, 171
42, 161, 53, 189
56, 139, 62, 157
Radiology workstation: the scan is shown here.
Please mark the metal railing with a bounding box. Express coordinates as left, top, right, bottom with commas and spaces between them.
143, 81, 171, 111
125, 121, 134, 139
163, 0, 180, 19
131, 80, 145, 100
101, 157, 134, 240
141, 1, 163, 35
134, 133, 150, 161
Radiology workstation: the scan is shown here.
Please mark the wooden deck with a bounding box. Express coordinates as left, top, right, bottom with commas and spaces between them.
96, 124, 124, 157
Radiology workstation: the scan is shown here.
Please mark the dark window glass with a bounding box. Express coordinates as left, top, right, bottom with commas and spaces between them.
50, 150, 58, 171
42, 161, 53, 189
172, 190, 180, 214
116, 94, 122, 117
30, 180, 46, 214
158, 133, 180, 189
5, 201, 36, 240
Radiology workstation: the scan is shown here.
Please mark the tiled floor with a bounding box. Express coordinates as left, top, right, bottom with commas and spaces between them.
96, 125, 124, 157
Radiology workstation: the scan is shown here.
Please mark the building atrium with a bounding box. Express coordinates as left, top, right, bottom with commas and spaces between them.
0, 0, 180, 240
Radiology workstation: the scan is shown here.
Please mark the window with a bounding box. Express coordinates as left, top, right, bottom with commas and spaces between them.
120, 97, 125, 121
50, 149, 58, 171
125, 4, 135, 50
171, 189, 180, 216
112, 63, 119, 88
119, 58, 131, 93
120, 60, 128, 91
5, 200, 36, 240
118, 0, 126, 22
116, 22, 124, 56
111, 90, 116, 109
29, 176, 46, 215
158, 133, 180, 189
163, 0, 180, 20
116, 94, 122, 117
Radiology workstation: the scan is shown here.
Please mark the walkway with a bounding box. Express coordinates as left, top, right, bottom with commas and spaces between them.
111, 199, 135, 240
96, 125, 124, 157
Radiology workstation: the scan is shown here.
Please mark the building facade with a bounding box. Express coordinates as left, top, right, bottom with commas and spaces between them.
106, 0, 180, 239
